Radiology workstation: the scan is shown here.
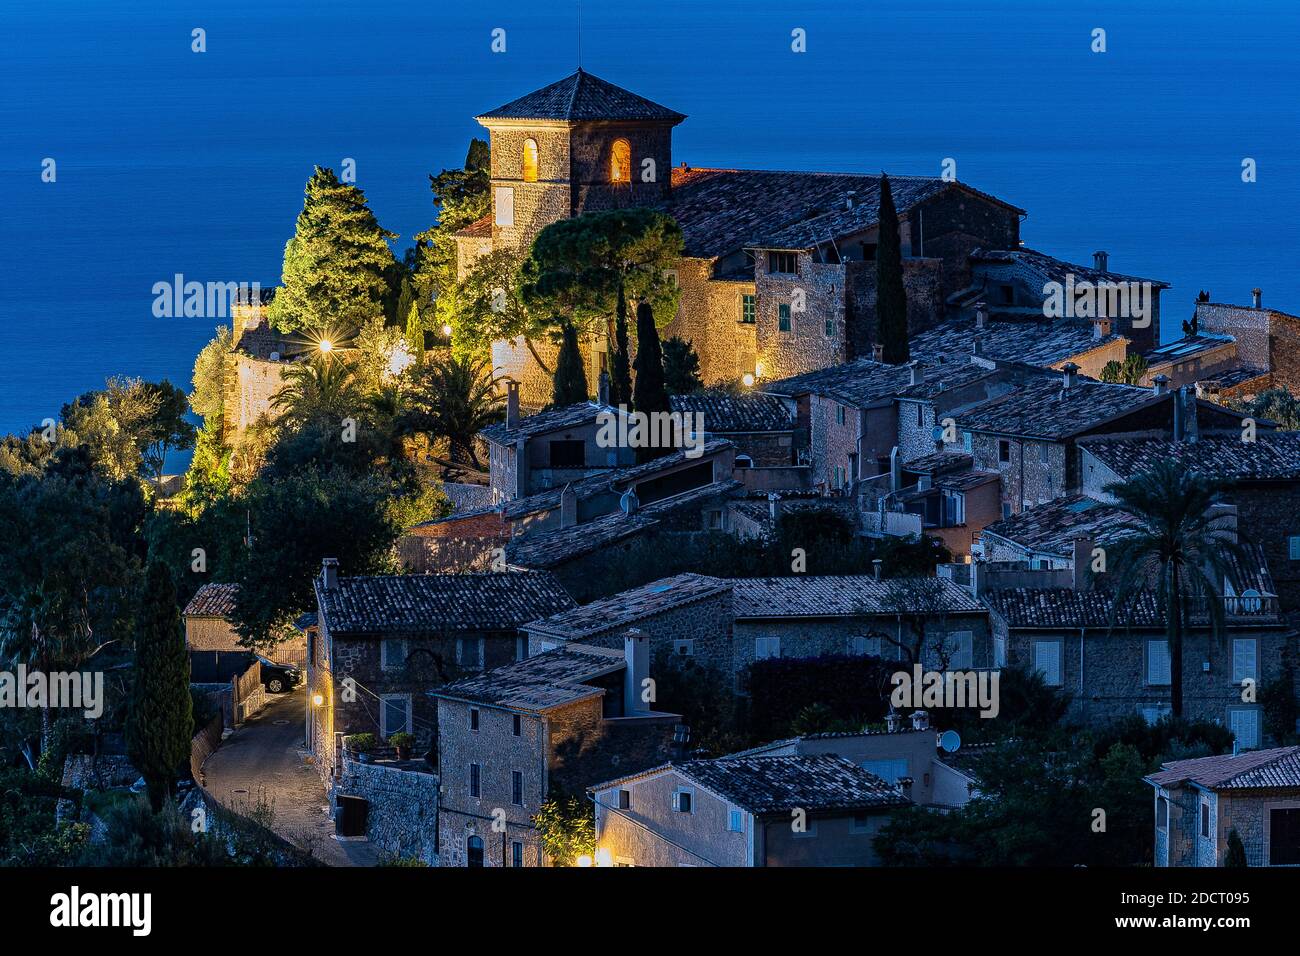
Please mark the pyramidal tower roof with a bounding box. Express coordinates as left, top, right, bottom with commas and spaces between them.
476, 69, 686, 124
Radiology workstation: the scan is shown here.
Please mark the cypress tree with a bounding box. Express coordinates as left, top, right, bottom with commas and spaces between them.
876, 174, 910, 364
126, 562, 194, 813
552, 322, 589, 406
632, 302, 669, 416
610, 284, 633, 408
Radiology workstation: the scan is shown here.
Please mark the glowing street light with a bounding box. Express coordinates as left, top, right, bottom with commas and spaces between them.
442, 323, 453, 337
594, 848, 613, 867
317, 338, 334, 354
742, 373, 755, 387
312, 693, 324, 707
575, 854, 593, 868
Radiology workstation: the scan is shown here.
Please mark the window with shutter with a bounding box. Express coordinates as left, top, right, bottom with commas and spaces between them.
1146, 640, 1171, 685
1229, 707, 1261, 750
1033, 640, 1061, 686
861, 758, 909, 784
494, 186, 515, 227
1233, 639, 1257, 684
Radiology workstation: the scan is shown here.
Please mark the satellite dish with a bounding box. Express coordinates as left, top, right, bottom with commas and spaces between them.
930, 425, 945, 443
939, 730, 962, 753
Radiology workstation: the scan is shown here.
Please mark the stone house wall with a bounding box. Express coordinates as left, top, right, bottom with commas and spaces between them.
1233, 482, 1300, 611
808, 393, 863, 490
665, 260, 756, 385
844, 258, 945, 360
755, 253, 847, 381
397, 509, 510, 574
1215, 789, 1300, 867
227, 353, 288, 438
1195, 304, 1273, 370
337, 757, 440, 864
759, 812, 892, 866
593, 768, 750, 867
999, 619, 1295, 731
897, 400, 940, 463
969, 433, 1067, 515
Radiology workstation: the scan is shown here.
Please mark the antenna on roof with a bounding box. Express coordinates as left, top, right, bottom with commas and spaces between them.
577, 0, 582, 69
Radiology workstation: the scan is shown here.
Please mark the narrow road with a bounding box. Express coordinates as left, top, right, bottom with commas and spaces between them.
201, 687, 377, 866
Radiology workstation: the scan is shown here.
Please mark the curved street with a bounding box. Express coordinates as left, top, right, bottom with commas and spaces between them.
200, 687, 377, 867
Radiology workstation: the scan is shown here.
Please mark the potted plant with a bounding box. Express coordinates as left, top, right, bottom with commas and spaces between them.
344, 733, 377, 763
389, 732, 416, 760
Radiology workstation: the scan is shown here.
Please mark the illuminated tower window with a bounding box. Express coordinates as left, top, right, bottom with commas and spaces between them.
522, 138, 538, 183
610, 139, 631, 183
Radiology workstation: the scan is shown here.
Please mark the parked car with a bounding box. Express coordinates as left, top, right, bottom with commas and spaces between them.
257, 656, 302, 693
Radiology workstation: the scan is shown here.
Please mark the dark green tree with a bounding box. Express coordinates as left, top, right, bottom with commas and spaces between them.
876, 174, 909, 364
414, 139, 491, 333
552, 323, 590, 406
268, 166, 397, 336
662, 336, 704, 394
610, 285, 633, 407
126, 562, 194, 812
409, 354, 504, 468
633, 302, 669, 416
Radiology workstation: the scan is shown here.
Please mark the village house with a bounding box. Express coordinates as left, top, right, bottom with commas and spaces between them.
306, 561, 575, 785
589, 753, 910, 866
1077, 430, 1300, 610
457, 69, 1035, 406
432, 634, 680, 867
401, 438, 739, 574
523, 572, 991, 693
668, 390, 803, 483
979, 548, 1295, 744
732, 714, 977, 810
1193, 289, 1300, 396
975, 493, 1143, 569
1146, 746, 1300, 867
182, 582, 306, 682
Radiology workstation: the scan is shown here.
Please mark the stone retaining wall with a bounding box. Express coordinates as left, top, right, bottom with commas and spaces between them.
337, 755, 440, 864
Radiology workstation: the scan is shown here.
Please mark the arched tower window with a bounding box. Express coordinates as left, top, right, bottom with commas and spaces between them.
522, 138, 539, 183
610, 139, 631, 184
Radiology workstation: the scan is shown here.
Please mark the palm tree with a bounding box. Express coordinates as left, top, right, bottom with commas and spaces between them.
410, 354, 504, 468
1105, 459, 1254, 717
270, 355, 362, 428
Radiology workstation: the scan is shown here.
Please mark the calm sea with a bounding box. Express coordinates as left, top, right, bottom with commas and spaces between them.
3, 0, 1298, 451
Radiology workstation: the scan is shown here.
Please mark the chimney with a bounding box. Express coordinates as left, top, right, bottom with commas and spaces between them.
872, 558, 883, 581
1061, 362, 1079, 389
767, 492, 781, 523
970, 559, 986, 598
885, 709, 904, 733
971, 333, 983, 358
975, 301, 987, 329
597, 370, 610, 406
909, 361, 922, 386
1071, 537, 1092, 591
1174, 386, 1200, 443
1252, 287, 1262, 310
844, 190, 856, 210
506, 380, 520, 430
872, 343, 884, 363
620, 487, 639, 515
1153, 373, 1170, 397
910, 710, 930, 731
560, 483, 577, 528
623, 629, 650, 716
321, 557, 339, 591
1093, 251, 1109, 272
514, 435, 528, 499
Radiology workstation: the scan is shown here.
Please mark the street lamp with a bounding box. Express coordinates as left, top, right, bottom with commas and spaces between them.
317, 338, 333, 354
742, 373, 755, 387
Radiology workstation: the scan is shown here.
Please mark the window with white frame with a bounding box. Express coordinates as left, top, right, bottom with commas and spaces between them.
946, 631, 974, 669
493, 186, 514, 226
380, 694, 411, 739
617, 789, 630, 810
852, 635, 882, 657
1232, 639, 1258, 684
672, 789, 693, 813
380, 638, 407, 670
1033, 640, 1061, 686
1229, 706, 1261, 750
673, 639, 695, 657
862, 758, 909, 785
1146, 640, 1171, 686
755, 636, 781, 660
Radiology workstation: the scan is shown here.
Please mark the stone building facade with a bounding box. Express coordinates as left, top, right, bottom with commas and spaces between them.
336, 756, 440, 864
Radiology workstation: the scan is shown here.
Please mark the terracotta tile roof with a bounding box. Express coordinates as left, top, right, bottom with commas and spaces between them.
970, 247, 1169, 289
731, 575, 983, 618
480, 401, 610, 446
1079, 432, 1300, 482
1146, 746, 1300, 790
453, 213, 493, 239
661, 169, 1019, 260
902, 451, 973, 474
1198, 366, 1270, 390
184, 582, 239, 618
315, 572, 575, 636
982, 587, 1164, 628
476, 69, 686, 123
763, 358, 915, 406
525, 573, 731, 638
676, 754, 910, 814
980, 494, 1145, 558
670, 392, 793, 433
911, 318, 1124, 369
432, 643, 626, 712
954, 377, 1159, 440
505, 480, 741, 569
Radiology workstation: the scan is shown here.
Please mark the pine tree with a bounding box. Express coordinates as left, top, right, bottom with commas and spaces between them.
126, 562, 194, 812
662, 336, 704, 394
610, 285, 632, 407
552, 322, 589, 406
268, 166, 397, 336
633, 302, 669, 416
876, 174, 910, 364
1224, 827, 1248, 867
